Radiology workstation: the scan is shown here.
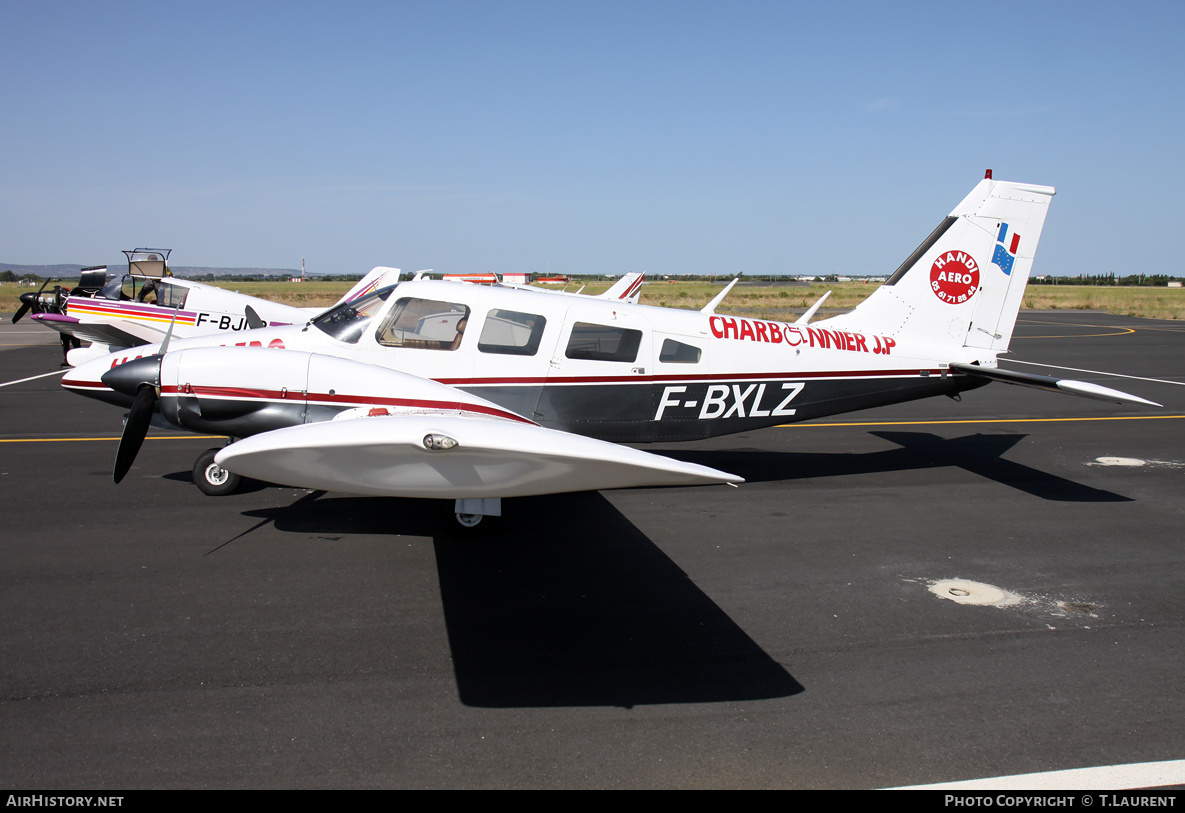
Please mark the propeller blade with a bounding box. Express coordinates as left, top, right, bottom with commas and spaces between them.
11, 301, 31, 324
113, 385, 158, 484
158, 306, 181, 355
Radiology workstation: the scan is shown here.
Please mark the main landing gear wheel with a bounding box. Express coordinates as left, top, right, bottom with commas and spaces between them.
193, 447, 243, 496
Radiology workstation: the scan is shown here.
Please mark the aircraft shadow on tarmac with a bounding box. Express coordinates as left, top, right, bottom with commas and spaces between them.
664, 431, 1132, 503
232, 490, 804, 709
178, 429, 1120, 708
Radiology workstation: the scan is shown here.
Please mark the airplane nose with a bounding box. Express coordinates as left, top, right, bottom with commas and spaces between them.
101, 355, 163, 397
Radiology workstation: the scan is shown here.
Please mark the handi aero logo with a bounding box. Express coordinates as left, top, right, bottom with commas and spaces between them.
929, 250, 980, 305
993, 223, 1021, 276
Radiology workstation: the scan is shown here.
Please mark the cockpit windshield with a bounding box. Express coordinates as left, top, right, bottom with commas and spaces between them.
311, 285, 396, 343
98, 275, 129, 301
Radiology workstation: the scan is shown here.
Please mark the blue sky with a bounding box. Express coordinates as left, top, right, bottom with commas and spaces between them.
2, 1, 1182, 277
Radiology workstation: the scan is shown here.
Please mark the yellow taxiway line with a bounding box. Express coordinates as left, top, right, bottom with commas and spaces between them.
2, 415, 1182, 444
781, 414, 1185, 428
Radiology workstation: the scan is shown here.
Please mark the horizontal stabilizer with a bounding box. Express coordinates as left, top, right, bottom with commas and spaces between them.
949, 362, 1161, 407
216, 414, 744, 499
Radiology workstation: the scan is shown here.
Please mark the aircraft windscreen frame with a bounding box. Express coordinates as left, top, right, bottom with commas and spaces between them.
311, 285, 396, 343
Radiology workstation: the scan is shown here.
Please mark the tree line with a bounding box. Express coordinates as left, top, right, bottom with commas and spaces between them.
1030, 273, 1183, 286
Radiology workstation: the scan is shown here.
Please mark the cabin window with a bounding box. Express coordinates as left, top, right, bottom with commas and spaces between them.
659, 338, 701, 364
311, 286, 394, 343
565, 322, 642, 362
376, 297, 471, 350
477, 309, 547, 356
154, 281, 188, 309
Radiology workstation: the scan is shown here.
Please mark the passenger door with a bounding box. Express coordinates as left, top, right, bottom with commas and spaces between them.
535, 304, 654, 439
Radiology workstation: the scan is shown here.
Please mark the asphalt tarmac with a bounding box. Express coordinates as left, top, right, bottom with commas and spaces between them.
1, 311, 1183, 789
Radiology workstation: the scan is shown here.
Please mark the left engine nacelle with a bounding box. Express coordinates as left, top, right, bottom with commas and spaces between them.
153, 346, 530, 438
157, 347, 315, 437
77, 345, 533, 440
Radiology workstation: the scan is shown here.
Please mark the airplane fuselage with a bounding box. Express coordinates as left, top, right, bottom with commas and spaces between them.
67, 278, 991, 444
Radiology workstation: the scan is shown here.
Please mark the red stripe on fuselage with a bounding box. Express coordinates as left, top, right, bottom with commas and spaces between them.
436, 369, 942, 386
68, 301, 198, 324
160, 385, 537, 425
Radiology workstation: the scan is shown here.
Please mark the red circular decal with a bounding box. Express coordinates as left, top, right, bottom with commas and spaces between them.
929, 251, 980, 304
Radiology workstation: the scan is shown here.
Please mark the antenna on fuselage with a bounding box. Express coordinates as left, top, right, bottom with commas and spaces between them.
701, 275, 741, 314
795, 291, 831, 324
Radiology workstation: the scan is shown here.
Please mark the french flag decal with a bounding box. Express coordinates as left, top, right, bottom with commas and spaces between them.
992, 222, 1021, 276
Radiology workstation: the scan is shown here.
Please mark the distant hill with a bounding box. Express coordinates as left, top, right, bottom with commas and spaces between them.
0, 262, 298, 279
0, 263, 89, 279
170, 267, 299, 279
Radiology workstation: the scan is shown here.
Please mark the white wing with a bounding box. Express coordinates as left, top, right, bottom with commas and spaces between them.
216, 413, 742, 499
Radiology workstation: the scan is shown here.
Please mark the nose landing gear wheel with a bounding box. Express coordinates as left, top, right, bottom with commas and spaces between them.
193, 447, 243, 496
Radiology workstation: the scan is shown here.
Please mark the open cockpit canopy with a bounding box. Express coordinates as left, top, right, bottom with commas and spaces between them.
123, 248, 172, 279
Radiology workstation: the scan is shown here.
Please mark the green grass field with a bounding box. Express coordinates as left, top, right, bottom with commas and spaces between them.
4, 279, 1183, 322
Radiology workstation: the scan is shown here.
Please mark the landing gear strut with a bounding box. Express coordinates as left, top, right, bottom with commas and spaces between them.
193, 447, 243, 496
447, 497, 502, 534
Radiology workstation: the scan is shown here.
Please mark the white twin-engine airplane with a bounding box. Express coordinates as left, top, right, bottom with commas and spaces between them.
62, 174, 1159, 529
22, 248, 402, 366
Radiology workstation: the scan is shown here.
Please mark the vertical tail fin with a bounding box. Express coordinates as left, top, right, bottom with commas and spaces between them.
827, 175, 1055, 351
598, 272, 645, 303
332, 267, 402, 307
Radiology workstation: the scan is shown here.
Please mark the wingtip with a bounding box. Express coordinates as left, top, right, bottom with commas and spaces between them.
1055, 380, 1163, 408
